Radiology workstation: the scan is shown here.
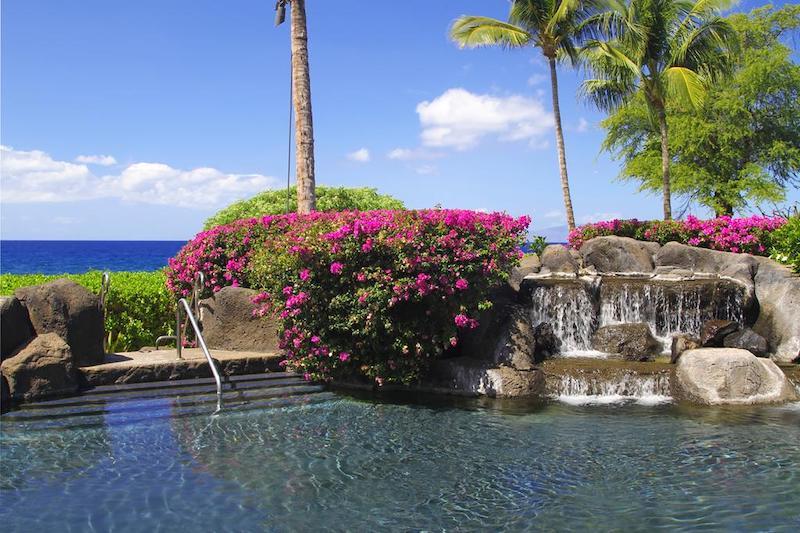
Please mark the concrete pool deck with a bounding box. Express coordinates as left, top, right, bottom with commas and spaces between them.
79, 347, 284, 388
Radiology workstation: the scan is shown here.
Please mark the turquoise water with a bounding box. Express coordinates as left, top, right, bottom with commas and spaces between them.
2, 393, 799, 531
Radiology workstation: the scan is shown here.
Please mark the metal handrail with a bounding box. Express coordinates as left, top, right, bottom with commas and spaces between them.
177, 297, 224, 407
155, 272, 206, 357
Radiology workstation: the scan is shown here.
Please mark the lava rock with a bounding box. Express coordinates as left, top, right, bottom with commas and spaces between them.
532, 322, 561, 363
540, 245, 578, 274
1, 296, 35, 360
492, 305, 536, 370
723, 328, 768, 357
428, 357, 544, 398
0, 333, 79, 401
199, 286, 280, 352
509, 254, 541, 291
15, 279, 104, 366
670, 334, 701, 364
591, 323, 660, 362
580, 236, 659, 273
751, 257, 800, 363
675, 348, 798, 405
700, 319, 739, 347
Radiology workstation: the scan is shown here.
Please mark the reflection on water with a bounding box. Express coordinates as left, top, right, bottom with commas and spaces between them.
2, 392, 799, 531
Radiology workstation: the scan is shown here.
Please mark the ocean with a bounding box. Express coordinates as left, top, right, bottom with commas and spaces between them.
0, 241, 186, 275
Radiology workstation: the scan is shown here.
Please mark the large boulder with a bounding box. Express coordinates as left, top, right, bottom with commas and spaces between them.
428, 357, 544, 398
1, 296, 35, 360
0, 333, 79, 401
751, 258, 800, 363
723, 328, 768, 357
580, 236, 659, 273
675, 348, 798, 405
509, 254, 541, 291
540, 245, 578, 274
591, 323, 661, 361
15, 279, 104, 366
491, 305, 536, 370
700, 319, 739, 347
199, 286, 280, 352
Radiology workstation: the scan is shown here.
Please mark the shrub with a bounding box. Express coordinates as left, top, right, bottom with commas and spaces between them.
526, 235, 547, 256
568, 215, 786, 255
204, 186, 405, 229
770, 215, 800, 273
0, 271, 173, 352
169, 210, 530, 385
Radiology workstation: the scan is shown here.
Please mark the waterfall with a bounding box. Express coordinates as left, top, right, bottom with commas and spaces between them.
528, 276, 745, 356
529, 281, 597, 355
550, 373, 672, 405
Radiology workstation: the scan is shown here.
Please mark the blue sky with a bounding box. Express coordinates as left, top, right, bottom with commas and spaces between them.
1, 0, 796, 241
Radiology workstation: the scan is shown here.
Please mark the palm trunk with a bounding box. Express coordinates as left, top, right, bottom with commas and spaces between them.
656, 107, 672, 220
290, 0, 316, 213
547, 57, 576, 232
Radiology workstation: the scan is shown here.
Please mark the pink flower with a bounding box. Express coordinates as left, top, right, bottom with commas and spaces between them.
330, 262, 344, 275
339, 352, 350, 362
455, 278, 468, 290
299, 268, 311, 281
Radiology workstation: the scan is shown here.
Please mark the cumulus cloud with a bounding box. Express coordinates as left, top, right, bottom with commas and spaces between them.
387, 147, 442, 161
580, 211, 623, 224
75, 154, 117, 166
1, 145, 277, 208
346, 148, 370, 163
576, 117, 590, 133
415, 88, 554, 150
415, 165, 437, 175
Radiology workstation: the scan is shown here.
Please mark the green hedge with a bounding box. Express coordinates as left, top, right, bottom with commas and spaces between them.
770, 215, 800, 273
204, 186, 405, 229
0, 271, 174, 353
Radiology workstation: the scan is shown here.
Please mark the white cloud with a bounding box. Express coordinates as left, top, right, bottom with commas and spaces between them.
1, 145, 277, 208
577, 117, 590, 133
416, 88, 554, 150
346, 148, 370, 163
387, 147, 442, 161
75, 154, 117, 166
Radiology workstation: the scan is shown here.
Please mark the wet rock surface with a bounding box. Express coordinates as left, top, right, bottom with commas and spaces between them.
14, 279, 104, 366
675, 348, 798, 405
532, 322, 561, 362
591, 323, 660, 361
671, 334, 701, 364
723, 328, 768, 357
1, 333, 78, 401
700, 319, 739, 347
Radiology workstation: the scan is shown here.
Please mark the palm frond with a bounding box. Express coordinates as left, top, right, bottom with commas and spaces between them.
449, 16, 532, 49
581, 77, 637, 112
663, 66, 706, 109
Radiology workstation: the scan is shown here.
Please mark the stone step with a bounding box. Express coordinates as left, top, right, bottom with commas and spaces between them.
79, 371, 301, 397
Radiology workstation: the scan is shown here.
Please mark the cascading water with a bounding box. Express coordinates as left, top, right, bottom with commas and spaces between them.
528, 275, 746, 357
549, 373, 672, 405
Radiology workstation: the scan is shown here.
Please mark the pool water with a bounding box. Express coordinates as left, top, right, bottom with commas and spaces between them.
2, 392, 799, 531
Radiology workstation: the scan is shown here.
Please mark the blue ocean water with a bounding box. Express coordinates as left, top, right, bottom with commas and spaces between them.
0, 241, 185, 274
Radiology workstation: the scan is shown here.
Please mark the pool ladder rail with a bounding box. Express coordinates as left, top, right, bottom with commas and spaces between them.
154, 273, 225, 414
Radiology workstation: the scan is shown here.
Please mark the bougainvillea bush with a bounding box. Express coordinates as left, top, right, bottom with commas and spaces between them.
568, 215, 786, 255
167, 210, 529, 385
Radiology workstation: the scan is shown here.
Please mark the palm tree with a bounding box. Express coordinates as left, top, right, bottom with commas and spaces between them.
288, 0, 316, 213
451, 0, 588, 232
581, 0, 738, 220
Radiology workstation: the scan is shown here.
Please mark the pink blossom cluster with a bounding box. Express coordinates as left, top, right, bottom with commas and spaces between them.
567, 215, 786, 255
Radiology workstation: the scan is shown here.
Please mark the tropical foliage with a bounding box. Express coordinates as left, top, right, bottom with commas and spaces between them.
582, 0, 739, 219
166, 210, 530, 385
204, 186, 404, 229
450, 0, 588, 231
601, 4, 800, 216
769, 214, 800, 273
0, 271, 173, 352
567, 215, 786, 255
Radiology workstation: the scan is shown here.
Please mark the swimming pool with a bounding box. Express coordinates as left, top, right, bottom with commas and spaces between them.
2, 391, 799, 531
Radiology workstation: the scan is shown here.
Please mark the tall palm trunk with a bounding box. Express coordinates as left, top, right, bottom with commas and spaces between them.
547, 57, 576, 232
290, 0, 316, 213
656, 107, 672, 220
